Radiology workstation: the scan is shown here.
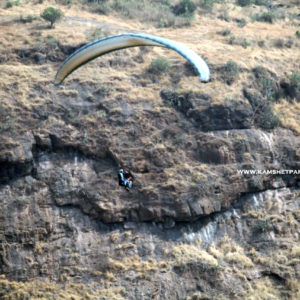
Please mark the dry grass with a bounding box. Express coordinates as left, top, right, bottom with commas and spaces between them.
242, 278, 284, 300
171, 243, 218, 268
109, 255, 168, 278
210, 234, 300, 298
109, 231, 121, 243
216, 237, 254, 268
0, 274, 126, 300
224, 251, 254, 268
274, 100, 300, 133
1, 0, 299, 115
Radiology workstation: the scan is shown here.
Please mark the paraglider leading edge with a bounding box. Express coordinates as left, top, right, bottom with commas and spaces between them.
54, 33, 210, 85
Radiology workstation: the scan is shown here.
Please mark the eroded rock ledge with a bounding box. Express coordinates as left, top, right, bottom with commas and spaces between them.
1, 123, 299, 224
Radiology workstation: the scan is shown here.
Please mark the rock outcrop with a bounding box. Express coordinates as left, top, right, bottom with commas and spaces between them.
1, 88, 299, 226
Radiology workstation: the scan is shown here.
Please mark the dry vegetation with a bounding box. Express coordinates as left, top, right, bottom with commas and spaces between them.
0, 0, 299, 299
0, 0, 299, 136
0, 274, 126, 299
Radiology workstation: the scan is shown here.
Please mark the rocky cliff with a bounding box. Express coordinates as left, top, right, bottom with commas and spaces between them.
1, 69, 299, 299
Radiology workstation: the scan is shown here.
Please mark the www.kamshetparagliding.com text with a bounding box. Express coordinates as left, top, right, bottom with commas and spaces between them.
237, 169, 300, 175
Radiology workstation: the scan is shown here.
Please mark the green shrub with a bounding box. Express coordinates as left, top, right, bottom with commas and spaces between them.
236, 0, 252, 7
44, 35, 60, 48
26, 14, 39, 22
236, 18, 246, 28
243, 39, 251, 48
254, 219, 273, 233
244, 90, 280, 130
257, 40, 265, 48
225, 60, 240, 78
41, 7, 64, 28
62, 0, 74, 5
218, 9, 230, 22
217, 29, 231, 36
258, 78, 278, 102
229, 35, 251, 48
157, 14, 176, 28
273, 38, 284, 48
173, 0, 197, 17
110, 0, 177, 27
285, 38, 294, 48
252, 66, 268, 78
148, 57, 170, 75
257, 103, 280, 129
91, 0, 110, 14
273, 38, 293, 48
87, 28, 105, 41
253, 0, 271, 5
6, 1, 14, 8
198, 0, 216, 11
296, 30, 300, 39
289, 71, 300, 93
86, 0, 109, 3
84, 0, 196, 27
95, 84, 110, 97
253, 11, 276, 23
6, 0, 20, 8
253, 66, 279, 102
20, 14, 39, 23
229, 35, 235, 44
221, 60, 240, 85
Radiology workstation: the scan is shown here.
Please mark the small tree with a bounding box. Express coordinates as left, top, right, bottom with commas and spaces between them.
173, 0, 197, 17
41, 7, 64, 28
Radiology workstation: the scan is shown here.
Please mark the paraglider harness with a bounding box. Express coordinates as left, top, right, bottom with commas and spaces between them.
118, 169, 133, 191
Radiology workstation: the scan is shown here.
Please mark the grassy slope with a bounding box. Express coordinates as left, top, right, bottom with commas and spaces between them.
1, 1, 299, 131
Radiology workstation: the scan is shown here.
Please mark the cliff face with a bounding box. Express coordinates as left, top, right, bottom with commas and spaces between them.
1, 1, 300, 299
1, 90, 299, 224
0, 83, 299, 299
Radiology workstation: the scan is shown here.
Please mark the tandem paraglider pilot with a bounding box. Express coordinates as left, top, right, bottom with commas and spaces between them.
118, 169, 133, 191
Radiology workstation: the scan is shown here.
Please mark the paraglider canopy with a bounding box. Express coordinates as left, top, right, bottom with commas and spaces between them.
54, 33, 210, 85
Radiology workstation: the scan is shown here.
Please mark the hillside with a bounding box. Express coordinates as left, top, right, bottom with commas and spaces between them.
0, 0, 300, 299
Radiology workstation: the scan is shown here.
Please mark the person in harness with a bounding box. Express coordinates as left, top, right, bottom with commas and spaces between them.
118, 169, 133, 191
